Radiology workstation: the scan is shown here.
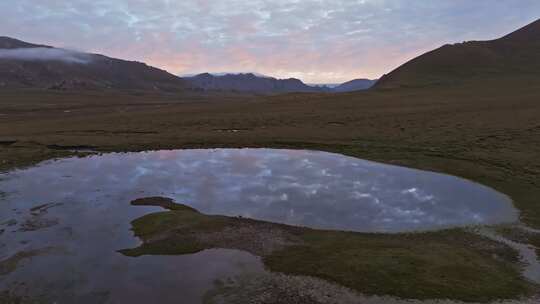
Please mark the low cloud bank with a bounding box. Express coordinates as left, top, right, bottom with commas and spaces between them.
0, 47, 91, 64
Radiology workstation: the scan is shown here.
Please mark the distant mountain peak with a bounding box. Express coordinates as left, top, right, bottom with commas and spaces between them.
182, 72, 375, 94
182, 72, 322, 94
193, 72, 273, 79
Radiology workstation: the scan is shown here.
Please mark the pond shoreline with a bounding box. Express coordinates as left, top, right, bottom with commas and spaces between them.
1, 142, 540, 301
115, 196, 535, 302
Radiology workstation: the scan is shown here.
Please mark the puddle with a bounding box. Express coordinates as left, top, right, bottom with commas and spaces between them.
213, 128, 249, 133
3, 148, 517, 232
0, 149, 522, 302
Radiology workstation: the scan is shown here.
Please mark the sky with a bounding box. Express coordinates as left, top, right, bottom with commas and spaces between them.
1, 1, 539, 83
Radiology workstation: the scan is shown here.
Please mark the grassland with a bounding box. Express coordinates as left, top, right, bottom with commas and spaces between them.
0, 78, 539, 301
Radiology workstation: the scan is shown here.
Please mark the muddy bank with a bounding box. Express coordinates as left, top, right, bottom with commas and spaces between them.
120, 197, 536, 302
204, 272, 540, 304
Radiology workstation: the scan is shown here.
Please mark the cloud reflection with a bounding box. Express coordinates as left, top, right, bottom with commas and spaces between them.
0, 149, 518, 233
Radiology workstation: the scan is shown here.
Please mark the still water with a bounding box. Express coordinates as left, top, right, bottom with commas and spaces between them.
0, 149, 519, 302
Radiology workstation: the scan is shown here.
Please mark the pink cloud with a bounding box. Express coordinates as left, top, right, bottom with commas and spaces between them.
2, 0, 539, 83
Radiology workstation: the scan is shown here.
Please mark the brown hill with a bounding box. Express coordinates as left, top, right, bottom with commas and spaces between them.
375, 19, 540, 89
0, 37, 187, 92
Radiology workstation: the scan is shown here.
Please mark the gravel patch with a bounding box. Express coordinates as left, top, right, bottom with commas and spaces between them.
204, 272, 539, 304
197, 222, 303, 256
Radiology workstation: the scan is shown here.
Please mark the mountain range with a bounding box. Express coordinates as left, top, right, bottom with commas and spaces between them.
182, 73, 324, 94
1, 18, 539, 94
0, 36, 375, 94
182, 73, 376, 94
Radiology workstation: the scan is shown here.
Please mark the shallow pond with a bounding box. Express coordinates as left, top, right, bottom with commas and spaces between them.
0, 149, 520, 302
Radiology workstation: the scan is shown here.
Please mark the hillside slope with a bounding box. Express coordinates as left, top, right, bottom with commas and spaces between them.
333, 79, 376, 92
375, 19, 540, 89
0, 37, 187, 92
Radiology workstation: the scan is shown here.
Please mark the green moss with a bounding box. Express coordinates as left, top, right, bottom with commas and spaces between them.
130, 197, 199, 212
266, 229, 530, 302
127, 210, 229, 241
120, 198, 535, 302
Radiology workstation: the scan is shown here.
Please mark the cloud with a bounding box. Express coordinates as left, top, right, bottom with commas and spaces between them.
1, 0, 539, 82
0, 47, 92, 64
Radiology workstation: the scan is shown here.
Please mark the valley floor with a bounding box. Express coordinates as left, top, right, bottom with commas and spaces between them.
1, 80, 539, 301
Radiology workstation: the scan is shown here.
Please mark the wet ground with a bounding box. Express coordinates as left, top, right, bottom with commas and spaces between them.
0, 149, 533, 303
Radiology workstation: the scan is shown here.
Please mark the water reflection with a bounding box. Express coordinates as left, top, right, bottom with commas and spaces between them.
1, 149, 517, 233
0, 149, 519, 302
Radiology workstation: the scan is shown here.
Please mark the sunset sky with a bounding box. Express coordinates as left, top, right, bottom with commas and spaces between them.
1, 0, 539, 83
